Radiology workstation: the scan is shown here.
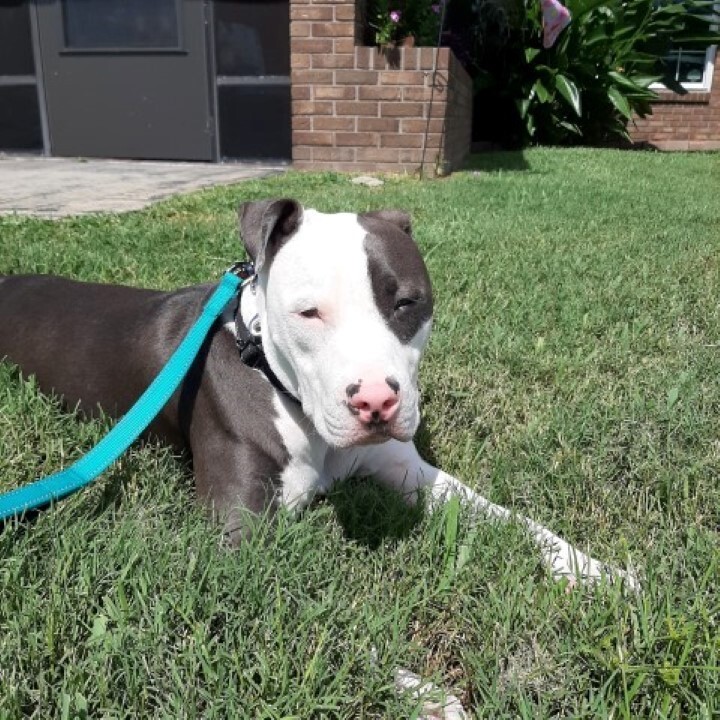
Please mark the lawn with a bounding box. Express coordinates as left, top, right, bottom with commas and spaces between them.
0, 148, 718, 719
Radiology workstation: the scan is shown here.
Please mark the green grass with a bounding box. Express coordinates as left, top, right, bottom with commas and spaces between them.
1, 148, 719, 718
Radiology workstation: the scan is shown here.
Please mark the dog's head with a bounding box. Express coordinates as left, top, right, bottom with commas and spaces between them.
238, 198, 433, 449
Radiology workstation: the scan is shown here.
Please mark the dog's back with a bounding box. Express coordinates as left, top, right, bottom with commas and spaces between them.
0, 274, 209, 445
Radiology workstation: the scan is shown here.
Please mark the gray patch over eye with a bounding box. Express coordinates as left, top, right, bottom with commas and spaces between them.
359, 215, 433, 344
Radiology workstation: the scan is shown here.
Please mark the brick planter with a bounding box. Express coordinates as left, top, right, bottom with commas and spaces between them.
290, 0, 472, 176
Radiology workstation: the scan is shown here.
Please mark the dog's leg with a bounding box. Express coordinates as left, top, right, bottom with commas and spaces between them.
351, 440, 637, 589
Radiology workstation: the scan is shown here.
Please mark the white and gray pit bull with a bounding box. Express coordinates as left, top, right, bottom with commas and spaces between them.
0, 199, 634, 590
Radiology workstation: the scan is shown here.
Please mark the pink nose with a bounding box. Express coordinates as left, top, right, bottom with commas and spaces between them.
347, 378, 400, 425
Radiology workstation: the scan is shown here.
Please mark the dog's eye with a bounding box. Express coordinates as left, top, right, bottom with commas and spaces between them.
299, 308, 321, 319
394, 297, 416, 312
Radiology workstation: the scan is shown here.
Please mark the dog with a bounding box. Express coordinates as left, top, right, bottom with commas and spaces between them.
0, 198, 634, 590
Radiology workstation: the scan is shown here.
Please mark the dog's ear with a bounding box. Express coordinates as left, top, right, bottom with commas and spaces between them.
362, 209, 412, 237
238, 199, 303, 272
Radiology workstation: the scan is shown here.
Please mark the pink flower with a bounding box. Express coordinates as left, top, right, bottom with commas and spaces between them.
390, 10, 401, 22
431, 3, 441, 12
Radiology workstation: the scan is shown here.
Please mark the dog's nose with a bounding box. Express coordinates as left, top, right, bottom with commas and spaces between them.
346, 377, 400, 424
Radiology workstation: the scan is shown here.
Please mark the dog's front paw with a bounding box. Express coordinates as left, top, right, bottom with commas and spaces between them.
543, 538, 640, 592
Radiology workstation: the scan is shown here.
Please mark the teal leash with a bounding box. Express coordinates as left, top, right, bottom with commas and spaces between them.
0, 270, 245, 523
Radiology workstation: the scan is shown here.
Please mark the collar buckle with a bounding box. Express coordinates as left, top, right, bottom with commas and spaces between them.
233, 278, 301, 406
227, 261, 256, 281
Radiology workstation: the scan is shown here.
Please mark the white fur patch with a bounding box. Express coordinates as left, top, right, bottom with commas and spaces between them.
272, 393, 329, 510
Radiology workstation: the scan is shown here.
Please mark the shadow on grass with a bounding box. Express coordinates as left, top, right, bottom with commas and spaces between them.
323, 414, 444, 549
413, 416, 440, 469
328, 478, 425, 550
326, 415, 444, 549
463, 150, 532, 173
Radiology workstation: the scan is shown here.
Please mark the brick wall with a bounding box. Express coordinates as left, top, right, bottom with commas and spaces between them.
290, 0, 472, 175
629, 52, 720, 150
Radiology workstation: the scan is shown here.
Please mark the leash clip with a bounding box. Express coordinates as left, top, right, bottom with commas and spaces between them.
227, 261, 256, 281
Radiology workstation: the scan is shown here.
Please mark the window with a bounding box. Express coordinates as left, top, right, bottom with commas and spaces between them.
0, 2, 43, 151
661, 45, 716, 91
654, 0, 718, 92
62, 0, 181, 51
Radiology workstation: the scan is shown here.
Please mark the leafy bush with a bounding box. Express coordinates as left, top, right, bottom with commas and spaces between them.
367, 0, 444, 46
463, 0, 720, 145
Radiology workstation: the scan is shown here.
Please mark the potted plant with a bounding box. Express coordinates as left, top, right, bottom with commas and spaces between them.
368, 0, 445, 48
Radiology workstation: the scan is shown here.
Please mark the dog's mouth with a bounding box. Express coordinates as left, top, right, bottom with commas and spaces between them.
355, 420, 394, 444
324, 418, 415, 449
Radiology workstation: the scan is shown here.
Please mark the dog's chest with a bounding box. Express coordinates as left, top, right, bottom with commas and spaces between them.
271, 394, 331, 509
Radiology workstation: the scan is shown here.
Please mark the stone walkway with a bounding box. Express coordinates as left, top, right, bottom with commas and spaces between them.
0, 155, 286, 218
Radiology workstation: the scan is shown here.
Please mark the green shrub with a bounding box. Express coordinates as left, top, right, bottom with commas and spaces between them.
367, 0, 443, 46
467, 0, 720, 145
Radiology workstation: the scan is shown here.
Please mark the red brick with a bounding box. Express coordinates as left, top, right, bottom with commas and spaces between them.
436, 48, 450, 70
403, 86, 431, 102
302, 161, 359, 172
653, 140, 689, 149
427, 70, 449, 89
293, 131, 334, 146
397, 148, 423, 163
335, 132, 378, 146
334, 37, 355, 54
314, 85, 356, 100
293, 146, 312, 161
291, 6, 333, 20
381, 102, 425, 117
400, 147, 440, 164
423, 133, 443, 148
354, 47, 374, 70
312, 22, 354, 37
314, 116, 356, 131
357, 117, 399, 132
373, 49, 401, 71
692, 140, 720, 149
380, 71, 426, 86
292, 85, 311, 100
312, 54, 354, 69
291, 22, 311, 37
429, 101, 448, 117
291, 69, 333, 84
291, 53, 311, 70
419, 48, 436, 70
358, 85, 401, 101
402, 49, 419, 71
381, 133, 423, 148
336, 101, 379, 116
292, 116, 312, 130
334, 5, 356, 21
401, 118, 444, 133
292, 38, 333, 54
356, 147, 400, 162
313, 146, 355, 161
294, 100, 334, 115
336, 69, 377, 84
